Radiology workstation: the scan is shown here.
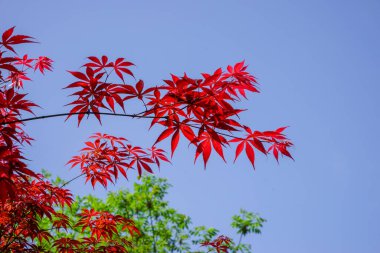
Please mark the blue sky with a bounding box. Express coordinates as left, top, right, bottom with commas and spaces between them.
2, 0, 380, 252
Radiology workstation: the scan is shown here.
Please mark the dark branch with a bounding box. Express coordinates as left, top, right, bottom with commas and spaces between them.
0, 111, 167, 125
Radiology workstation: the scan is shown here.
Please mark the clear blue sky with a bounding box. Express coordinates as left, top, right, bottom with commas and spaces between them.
2, 0, 380, 252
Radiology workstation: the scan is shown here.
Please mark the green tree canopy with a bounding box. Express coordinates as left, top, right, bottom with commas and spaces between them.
38, 175, 265, 252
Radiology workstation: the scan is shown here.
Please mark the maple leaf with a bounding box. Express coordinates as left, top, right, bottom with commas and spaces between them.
148, 146, 170, 168
53, 238, 80, 253
15, 54, 33, 69
0, 88, 38, 115
122, 79, 155, 101
0, 27, 35, 54
83, 55, 113, 72
34, 56, 53, 74
7, 71, 31, 88
112, 57, 135, 82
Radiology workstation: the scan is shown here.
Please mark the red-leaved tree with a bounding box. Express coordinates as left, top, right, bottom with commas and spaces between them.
0, 27, 293, 252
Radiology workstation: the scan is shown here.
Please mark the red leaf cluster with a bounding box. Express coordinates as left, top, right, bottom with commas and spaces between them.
0, 27, 140, 252
201, 235, 232, 253
50, 209, 139, 253
0, 174, 73, 251
0, 27, 53, 202
76, 209, 139, 240
65, 56, 293, 169
67, 133, 170, 188
65, 56, 139, 125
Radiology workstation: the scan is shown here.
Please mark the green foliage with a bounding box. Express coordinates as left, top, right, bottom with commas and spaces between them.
39, 175, 265, 252
232, 209, 265, 237
230, 210, 266, 252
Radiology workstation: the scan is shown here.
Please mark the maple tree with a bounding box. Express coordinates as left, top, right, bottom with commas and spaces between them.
0, 26, 293, 252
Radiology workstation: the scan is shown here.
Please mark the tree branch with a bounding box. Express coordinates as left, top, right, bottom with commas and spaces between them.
0, 111, 167, 125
